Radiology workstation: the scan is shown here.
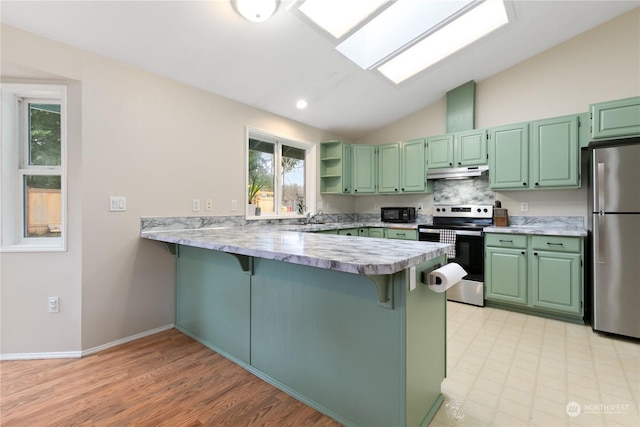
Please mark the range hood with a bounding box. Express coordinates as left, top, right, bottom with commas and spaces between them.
427, 165, 489, 180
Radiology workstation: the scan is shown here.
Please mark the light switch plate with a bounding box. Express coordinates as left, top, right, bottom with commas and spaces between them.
109, 196, 126, 212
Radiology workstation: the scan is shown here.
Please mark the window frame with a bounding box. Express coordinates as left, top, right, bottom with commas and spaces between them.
245, 127, 316, 220
1, 83, 67, 252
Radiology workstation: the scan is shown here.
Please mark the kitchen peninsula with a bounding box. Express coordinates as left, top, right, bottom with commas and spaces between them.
141, 225, 451, 427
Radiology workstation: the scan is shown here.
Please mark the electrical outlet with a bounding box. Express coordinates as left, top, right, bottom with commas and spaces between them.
48, 296, 59, 313
325, 202, 330, 212
205, 199, 213, 211
374, 204, 380, 210
521, 202, 529, 212
231, 200, 237, 211
192, 199, 201, 212
418, 203, 423, 210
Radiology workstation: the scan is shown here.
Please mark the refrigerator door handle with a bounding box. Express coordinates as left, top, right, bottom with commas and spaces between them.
597, 214, 605, 264
596, 162, 605, 212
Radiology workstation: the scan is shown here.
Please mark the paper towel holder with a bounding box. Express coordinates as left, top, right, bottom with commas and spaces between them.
420, 263, 443, 286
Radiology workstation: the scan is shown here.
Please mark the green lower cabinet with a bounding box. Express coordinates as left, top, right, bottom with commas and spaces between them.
368, 227, 386, 238
485, 233, 584, 322
386, 228, 417, 241
531, 250, 581, 315
485, 247, 527, 305
338, 228, 359, 236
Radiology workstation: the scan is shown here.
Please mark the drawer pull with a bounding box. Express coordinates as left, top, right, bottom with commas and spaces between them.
499, 239, 513, 243
547, 242, 564, 246
396, 233, 405, 236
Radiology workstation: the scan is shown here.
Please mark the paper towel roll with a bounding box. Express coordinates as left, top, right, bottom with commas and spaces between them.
428, 263, 467, 293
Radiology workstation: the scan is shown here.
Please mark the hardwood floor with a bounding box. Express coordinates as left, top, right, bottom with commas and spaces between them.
0, 329, 341, 426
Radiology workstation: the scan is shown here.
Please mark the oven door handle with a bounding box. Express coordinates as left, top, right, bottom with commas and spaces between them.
419, 228, 483, 237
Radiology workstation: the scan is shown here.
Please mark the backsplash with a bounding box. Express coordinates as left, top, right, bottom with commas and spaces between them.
433, 176, 494, 205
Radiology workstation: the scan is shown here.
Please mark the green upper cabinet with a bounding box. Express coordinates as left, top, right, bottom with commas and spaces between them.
401, 138, 428, 193
320, 141, 351, 194
426, 134, 454, 169
456, 129, 488, 167
427, 130, 487, 170
590, 96, 640, 140
352, 144, 377, 194
489, 114, 583, 190
488, 123, 529, 189
530, 114, 580, 188
378, 143, 400, 193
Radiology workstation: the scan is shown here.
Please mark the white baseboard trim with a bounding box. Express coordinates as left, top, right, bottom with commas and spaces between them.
1, 351, 82, 361
82, 324, 175, 357
0, 324, 175, 361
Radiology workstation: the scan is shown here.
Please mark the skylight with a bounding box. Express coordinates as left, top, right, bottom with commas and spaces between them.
297, 0, 510, 84
336, 0, 476, 70
378, 0, 510, 83
298, 0, 387, 39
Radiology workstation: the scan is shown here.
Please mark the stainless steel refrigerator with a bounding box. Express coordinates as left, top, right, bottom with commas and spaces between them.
589, 139, 640, 339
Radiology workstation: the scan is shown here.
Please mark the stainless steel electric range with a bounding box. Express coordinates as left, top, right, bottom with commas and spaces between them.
418, 205, 493, 306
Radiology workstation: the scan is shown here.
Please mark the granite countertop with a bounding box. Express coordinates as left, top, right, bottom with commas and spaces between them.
141, 226, 449, 275
483, 225, 587, 237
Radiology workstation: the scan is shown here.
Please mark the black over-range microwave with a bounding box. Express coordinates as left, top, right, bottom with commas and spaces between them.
381, 207, 416, 223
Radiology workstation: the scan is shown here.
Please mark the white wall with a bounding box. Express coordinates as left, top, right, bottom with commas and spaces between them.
356, 8, 640, 220
0, 24, 345, 355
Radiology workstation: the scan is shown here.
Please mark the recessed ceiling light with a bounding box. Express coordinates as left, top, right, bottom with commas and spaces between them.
298, 0, 387, 39
378, 0, 509, 84
296, 99, 308, 109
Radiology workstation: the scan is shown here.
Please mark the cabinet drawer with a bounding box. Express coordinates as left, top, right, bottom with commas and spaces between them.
386, 228, 417, 240
531, 236, 581, 253
485, 233, 527, 249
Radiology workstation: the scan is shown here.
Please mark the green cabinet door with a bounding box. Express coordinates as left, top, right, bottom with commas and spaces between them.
531, 251, 581, 315
531, 115, 580, 188
352, 145, 376, 194
455, 129, 487, 167
485, 247, 527, 305
426, 134, 454, 169
320, 141, 351, 194
378, 143, 400, 193
489, 123, 529, 189
401, 138, 427, 192
368, 228, 385, 238
338, 228, 359, 236
591, 96, 640, 140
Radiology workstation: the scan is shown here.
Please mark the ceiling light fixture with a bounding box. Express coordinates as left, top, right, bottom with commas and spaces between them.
296, 99, 308, 109
234, 0, 279, 23
378, 0, 509, 84
298, 0, 387, 39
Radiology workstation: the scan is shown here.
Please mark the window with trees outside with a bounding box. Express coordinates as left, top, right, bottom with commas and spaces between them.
247, 129, 315, 218
1, 84, 67, 251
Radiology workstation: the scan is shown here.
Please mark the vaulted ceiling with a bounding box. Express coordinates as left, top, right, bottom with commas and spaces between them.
1, 1, 637, 139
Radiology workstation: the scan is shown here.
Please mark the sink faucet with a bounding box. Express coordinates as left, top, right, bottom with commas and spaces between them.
305, 210, 323, 224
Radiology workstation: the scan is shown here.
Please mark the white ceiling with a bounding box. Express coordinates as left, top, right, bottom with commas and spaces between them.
1, 1, 638, 140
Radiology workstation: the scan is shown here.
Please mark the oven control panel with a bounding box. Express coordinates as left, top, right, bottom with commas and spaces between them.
433, 205, 493, 218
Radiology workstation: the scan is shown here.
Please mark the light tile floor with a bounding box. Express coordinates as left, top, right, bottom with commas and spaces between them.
431, 302, 639, 426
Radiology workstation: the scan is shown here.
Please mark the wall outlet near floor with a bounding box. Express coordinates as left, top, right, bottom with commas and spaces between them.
192, 199, 201, 212
48, 296, 59, 313
205, 199, 213, 211
521, 202, 529, 212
